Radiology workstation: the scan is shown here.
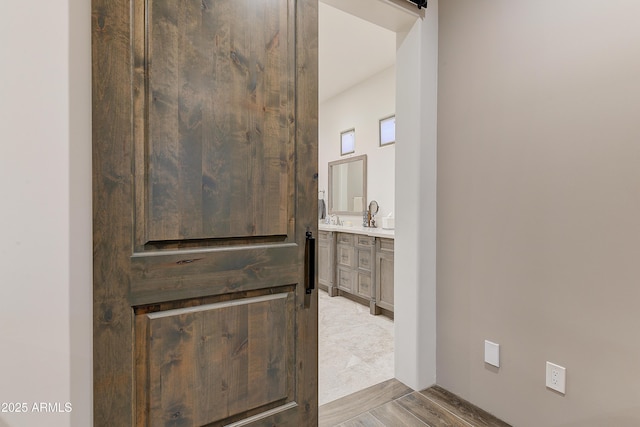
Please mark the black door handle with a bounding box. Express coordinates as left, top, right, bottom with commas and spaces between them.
305, 231, 316, 295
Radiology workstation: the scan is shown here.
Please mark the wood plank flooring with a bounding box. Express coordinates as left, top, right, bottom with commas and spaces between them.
319, 379, 511, 427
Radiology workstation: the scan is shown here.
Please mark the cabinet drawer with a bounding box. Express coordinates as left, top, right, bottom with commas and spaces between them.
337, 267, 354, 292
318, 230, 331, 241
337, 245, 354, 267
357, 249, 372, 271
356, 235, 374, 247
337, 233, 354, 245
379, 238, 394, 252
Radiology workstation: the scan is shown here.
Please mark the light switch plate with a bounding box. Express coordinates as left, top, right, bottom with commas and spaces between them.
484, 340, 500, 368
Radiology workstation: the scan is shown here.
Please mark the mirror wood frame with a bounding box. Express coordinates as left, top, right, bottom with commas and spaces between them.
328, 154, 367, 216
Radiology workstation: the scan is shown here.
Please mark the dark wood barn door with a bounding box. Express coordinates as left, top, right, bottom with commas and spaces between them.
92, 0, 318, 425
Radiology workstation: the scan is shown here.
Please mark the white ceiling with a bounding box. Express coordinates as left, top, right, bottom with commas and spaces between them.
318, 2, 397, 103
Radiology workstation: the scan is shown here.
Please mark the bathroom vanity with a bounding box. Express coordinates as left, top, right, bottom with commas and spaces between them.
318, 224, 394, 316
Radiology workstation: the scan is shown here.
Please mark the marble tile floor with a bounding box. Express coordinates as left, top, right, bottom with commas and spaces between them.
319, 290, 394, 406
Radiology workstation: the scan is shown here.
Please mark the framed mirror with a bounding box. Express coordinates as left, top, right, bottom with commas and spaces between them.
328, 154, 367, 215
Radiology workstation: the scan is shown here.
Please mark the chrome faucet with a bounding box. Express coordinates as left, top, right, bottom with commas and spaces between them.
330, 214, 342, 226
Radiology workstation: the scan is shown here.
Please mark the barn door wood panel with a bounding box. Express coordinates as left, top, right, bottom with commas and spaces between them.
92, 0, 318, 425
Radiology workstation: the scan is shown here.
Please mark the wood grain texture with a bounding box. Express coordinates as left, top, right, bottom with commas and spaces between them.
92, 0, 135, 424
369, 401, 429, 426
396, 393, 473, 427
135, 289, 298, 427
294, 0, 319, 426
94, 0, 318, 425
140, 294, 292, 426
319, 379, 413, 427
338, 412, 386, 427
321, 384, 512, 427
129, 244, 299, 305
145, 0, 294, 242
420, 386, 511, 427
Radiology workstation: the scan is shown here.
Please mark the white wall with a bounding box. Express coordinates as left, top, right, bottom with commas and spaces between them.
319, 66, 396, 223
394, 0, 438, 391
0, 1, 92, 426
437, 1, 640, 425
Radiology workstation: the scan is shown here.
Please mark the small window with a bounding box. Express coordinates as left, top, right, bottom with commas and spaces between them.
340, 128, 355, 155
379, 115, 395, 146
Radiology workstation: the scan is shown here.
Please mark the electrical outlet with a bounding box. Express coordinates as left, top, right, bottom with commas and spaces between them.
546, 362, 566, 394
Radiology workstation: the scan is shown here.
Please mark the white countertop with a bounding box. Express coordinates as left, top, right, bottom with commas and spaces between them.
319, 222, 395, 239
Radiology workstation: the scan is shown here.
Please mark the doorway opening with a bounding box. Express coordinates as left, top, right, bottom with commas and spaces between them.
317, 0, 420, 406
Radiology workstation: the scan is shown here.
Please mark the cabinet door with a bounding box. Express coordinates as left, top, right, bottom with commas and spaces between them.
356, 271, 373, 300
376, 239, 395, 312
357, 247, 373, 271
337, 244, 355, 268
318, 232, 333, 289
337, 266, 354, 292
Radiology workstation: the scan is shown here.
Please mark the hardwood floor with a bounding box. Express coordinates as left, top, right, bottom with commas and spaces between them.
319, 379, 511, 427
